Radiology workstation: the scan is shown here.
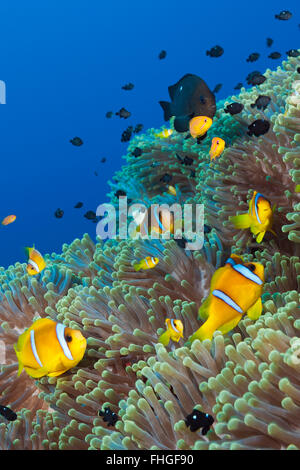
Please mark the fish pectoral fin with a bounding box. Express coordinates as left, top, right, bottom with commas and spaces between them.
229, 214, 252, 229
133, 263, 141, 272
255, 231, 265, 243
272, 204, 277, 213
14, 344, 24, 376
217, 315, 242, 335
158, 331, 171, 346
247, 297, 263, 321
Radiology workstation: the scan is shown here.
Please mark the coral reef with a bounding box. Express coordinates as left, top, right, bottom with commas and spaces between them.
1, 55, 300, 450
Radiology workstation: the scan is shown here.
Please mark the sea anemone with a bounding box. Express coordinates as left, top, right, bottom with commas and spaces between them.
1, 55, 300, 450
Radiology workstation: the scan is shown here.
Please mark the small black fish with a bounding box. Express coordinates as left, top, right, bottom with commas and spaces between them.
0, 405, 17, 422
247, 119, 270, 137
206, 45, 224, 58
234, 82, 243, 90
287, 49, 300, 58
266, 38, 274, 47
100, 157, 106, 163
185, 409, 214, 435
55, 208, 64, 218
116, 107, 131, 119
74, 202, 83, 208
204, 224, 212, 234
224, 102, 244, 115
115, 189, 127, 198
99, 407, 118, 427
213, 83, 222, 94
121, 126, 133, 142
122, 82, 134, 91
160, 173, 172, 184
70, 137, 83, 146
105, 111, 113, 118
175, 237, 187, 249
134, 124, 143, 134
84, 210, 97, 220
158, 50, 167, 60
250, 95, 271, 110
132, 147, 142, 157
275, 10, 292, 20
246, 71, 266, 86
183, 156, 193, 166
246, 52, 260, 63
268, 52, 281, 59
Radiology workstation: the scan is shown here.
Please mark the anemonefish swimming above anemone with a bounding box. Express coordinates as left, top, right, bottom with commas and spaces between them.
25, 246, 46, 276
229, 191, 276, 243
14, 318, 87, 378
189, 254, 264, 342
159, 318, 184, 346
129, 205, 182, 239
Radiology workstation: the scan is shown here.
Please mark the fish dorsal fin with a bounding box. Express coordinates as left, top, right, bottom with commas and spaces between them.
247, 297, 262, 321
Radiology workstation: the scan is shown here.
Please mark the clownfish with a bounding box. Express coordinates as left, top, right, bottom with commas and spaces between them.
168, 185, 177, 196
134, 256, 159, 271
159, 318, 184, 346
129, 205, 181, 238
209, 137, 225, 161
1, 215, 16, 226
189, 116, 212, 139
189, 254, 264, 342
14, 318, 87, 378
229, 191, 276, 243
155, 129, 173, 138
25, 246, 46, 276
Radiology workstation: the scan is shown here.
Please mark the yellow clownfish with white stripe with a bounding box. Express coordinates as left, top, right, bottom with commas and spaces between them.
229, 191, 276, 243
154, 128, 173, 138
25, 246, 46, 276
189, 254, 264, 342
14, 318, 87, 378
133, 256, 159, 271
159, 318, 184, 346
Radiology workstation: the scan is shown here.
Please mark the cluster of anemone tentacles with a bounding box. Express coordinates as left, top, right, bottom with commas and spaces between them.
1, 55, 300, 450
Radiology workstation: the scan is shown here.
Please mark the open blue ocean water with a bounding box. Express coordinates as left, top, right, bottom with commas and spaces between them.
0, 0, 299, 268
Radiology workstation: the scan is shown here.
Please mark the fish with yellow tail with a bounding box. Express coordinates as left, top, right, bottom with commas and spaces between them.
229, 191, 276, 243
209, 137, 225, 161
133, 256, 159, 271
189, 116, 212, 139
14, 318, 87, 378
159, 318, 184, 346
155, 128, 173, 138
189, 254, 264, 343
25, 246, 46, 276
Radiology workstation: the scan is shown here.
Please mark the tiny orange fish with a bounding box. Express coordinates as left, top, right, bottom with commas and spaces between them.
209, 137, 225, 161
2, 215, 16, 226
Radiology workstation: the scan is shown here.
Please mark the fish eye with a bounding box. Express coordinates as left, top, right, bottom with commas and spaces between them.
216, 141, 219, 144
247, 264, 256, 272
65, 334, 72, 342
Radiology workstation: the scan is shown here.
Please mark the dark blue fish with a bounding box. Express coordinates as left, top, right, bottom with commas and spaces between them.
185, 409, 214, 434
248, 119, 270, 137
275, 10, 292, 20
0, 405, 17, 422
224, 102, 244, 115
206, 45, 224, 58
99, 407, 118, 427
159, 74, 216, 133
